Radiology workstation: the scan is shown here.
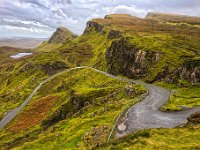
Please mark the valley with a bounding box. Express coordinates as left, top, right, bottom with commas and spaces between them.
0, 12, 200, 149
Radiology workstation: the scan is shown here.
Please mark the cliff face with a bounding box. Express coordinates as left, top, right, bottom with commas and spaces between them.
36, 13, 200, 85
106, 38, 161, 79
178, 59, 200, 84
84, 21, 104, 33
106, 38, 200, 85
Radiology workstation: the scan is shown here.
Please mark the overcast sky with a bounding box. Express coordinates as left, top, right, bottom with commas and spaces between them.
0, 0, 200, 38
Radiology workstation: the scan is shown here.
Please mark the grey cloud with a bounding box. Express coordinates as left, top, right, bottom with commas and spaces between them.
0, 0, 199, 38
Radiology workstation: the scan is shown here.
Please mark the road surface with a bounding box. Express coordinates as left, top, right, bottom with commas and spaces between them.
116, 84, 200, 138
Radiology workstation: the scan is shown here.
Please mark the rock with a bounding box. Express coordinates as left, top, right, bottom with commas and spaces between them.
178, 59, 200, 85
106, 37, 199, 85
107, 30, 121, 39
84, 21, 104, 33
106, 38, 162, 79
188, 112, 200, 124
20, 60, 67, 76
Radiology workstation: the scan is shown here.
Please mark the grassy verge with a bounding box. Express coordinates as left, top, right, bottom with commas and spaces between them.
97, 124, 200, 150
155, 82, 200, 111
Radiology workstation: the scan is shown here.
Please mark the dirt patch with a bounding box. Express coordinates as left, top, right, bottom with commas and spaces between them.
8, 95, 57, 132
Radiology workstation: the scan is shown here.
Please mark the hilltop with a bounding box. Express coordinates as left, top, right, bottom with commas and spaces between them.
0, 12, 200, 149
146, 12, 200, 24
48, 27, 78, 44
36, 27, 78, 52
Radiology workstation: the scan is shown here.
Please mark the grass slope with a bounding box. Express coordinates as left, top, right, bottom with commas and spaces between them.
97, 124, 200, 150
0, 68, 146, 149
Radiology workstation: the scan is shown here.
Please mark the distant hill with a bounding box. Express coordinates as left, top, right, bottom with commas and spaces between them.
0, 38, 47, 49
35, 27, 77, 52
146, 12, 200, 25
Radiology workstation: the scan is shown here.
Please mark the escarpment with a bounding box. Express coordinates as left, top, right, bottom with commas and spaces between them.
106, 38, 162, 79
105, 37, 200, 85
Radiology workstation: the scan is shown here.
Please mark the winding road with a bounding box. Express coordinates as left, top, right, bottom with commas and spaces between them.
116, 84, 200, 138
0, 66, 200, 140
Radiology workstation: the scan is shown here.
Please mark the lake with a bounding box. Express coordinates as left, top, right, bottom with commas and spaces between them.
10, 53, 33, 59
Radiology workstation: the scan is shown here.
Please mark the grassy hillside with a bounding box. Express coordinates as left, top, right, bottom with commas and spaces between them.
0, 12, 199, 149
0, 51, 68, 120
97, 123, 200, 150
0, 68, 146, 149
35, 27, 78, 52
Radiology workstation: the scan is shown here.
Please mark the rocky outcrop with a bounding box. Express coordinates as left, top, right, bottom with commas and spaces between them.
106, 37, 200, 85
178, 59, 200, 85
48, 27, 77, 44
84, 21, 104, 33
20, 60, 67, 76
149, 58, 200, 85
187, 112, 200, 124
107, 30, 122, 39
106, 38, 161, 79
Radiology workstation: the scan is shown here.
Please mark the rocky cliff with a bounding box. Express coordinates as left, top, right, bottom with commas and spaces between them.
178, 59, 200, 85
106, 37, 200, 85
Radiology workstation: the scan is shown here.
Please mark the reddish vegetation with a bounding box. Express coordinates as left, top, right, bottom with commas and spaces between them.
8, 95, 57, 132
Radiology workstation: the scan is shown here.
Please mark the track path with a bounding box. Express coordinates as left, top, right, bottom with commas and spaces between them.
0, 66, 199, 138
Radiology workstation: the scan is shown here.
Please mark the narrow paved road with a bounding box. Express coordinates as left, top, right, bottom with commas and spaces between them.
0, 66, 199, 140
116, 84, 200, 138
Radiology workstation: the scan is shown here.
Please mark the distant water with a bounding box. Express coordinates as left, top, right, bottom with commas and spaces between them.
10, 53, 33, 58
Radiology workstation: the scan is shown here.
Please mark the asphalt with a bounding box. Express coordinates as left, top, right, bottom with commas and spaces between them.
115, 84, 200, 138
0, 66, 199, 139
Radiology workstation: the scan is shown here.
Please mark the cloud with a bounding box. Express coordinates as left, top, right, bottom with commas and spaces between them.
102, 5, 149, 18
0, 0, 199, 38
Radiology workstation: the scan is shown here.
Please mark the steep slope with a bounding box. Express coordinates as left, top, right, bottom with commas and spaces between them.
82, 13, 200, 85
48, 27, 78, 44
36, 27, 78, 52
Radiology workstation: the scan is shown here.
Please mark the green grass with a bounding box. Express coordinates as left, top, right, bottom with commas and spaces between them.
0, 51, 68, 120
0, 68, 146, 149
97, 124, 200, 150
155, 82, 200, 111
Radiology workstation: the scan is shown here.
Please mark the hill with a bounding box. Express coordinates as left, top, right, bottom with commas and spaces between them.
36, 27, 78, 52
0, 13, 199, 149
0, 38, 46, 49
146, 12, 200, 24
